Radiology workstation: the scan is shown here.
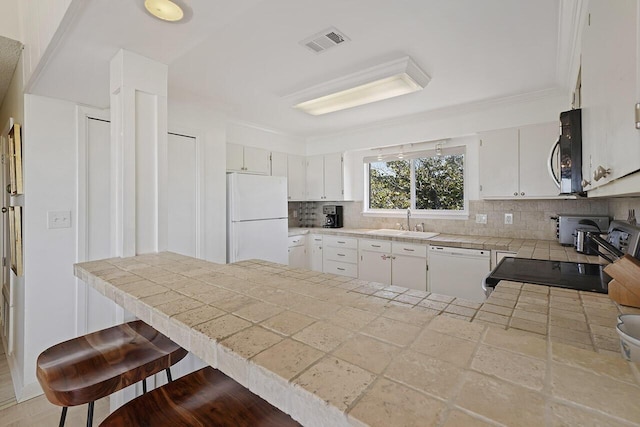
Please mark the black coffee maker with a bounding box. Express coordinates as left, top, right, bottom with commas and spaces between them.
323, 205, 343, 228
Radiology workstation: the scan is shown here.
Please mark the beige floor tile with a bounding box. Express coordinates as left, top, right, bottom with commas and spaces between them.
551, 342, 635, 383
471, 345, 546, 391
194, 314, 252, 340
328, 306, 378, 331
551, 362, 640, 423
293, 357, 375, 411
443, 409, 496, 427
333, 335, 401, 374
348, 378, 445, 427
251, 339, 324, 380
220, 325, 282, 358
384, 350, 463, 399
411, 329, 476, 367
427, 315, 485, 342
548, 402, 631, 427
233, 301, 284, 323
456, 371, 545, 426
293, 321, 352, 352
360, 317, 422, 347
260, 310, 316, 336
483, 327, 547, 360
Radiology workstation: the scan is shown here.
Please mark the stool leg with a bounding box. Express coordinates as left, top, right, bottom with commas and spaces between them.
166, 368, 173, 382
86, 401, 94, 427
58, 407, 68, 427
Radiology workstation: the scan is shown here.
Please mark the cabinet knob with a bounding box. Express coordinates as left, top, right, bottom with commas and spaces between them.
513, 192, 518, 196
520, 192, 525, 196
581, 179, 591, 188
593, 165, 611, 181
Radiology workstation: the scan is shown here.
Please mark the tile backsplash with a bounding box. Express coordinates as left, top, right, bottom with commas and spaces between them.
289, 197, 640, 241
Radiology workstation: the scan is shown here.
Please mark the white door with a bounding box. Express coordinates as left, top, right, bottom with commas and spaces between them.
288, 245, 307, 268
306, 155, 324, 200
518, 122, 560, 197
479, 128, 519, 198
359, 250, 392, 284
392, 255, 427, 291
86, 117, 117, 333
323, 153, 344, 201
168, 133, 198, 257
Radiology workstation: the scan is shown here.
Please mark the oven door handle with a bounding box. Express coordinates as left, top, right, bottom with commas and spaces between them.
548, 138, 561, 189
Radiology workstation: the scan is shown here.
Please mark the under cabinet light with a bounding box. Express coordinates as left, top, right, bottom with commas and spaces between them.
290, 57, 430, 116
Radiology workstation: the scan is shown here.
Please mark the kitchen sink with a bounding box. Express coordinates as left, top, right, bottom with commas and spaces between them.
366, 229, 439, 239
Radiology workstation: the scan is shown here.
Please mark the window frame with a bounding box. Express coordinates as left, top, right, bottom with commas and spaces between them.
363, 145, 468, 219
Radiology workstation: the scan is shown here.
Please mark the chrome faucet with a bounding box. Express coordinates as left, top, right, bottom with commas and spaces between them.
406, 209, 411, 231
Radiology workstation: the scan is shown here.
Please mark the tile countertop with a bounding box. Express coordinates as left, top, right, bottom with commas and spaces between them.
288, 227, 602, 263
75, 253, 640, 427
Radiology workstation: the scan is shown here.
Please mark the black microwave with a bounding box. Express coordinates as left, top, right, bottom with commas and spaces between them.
549, 109, 585, 196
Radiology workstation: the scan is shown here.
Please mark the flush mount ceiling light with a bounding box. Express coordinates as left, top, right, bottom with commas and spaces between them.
144, 0, 184, 22
288, 57, 430, 116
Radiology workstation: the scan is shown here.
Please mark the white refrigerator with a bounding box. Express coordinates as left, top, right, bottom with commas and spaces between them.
227, 173, 289, 264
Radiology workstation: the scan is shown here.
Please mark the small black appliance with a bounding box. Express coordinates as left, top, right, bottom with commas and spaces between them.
549, 109, 584, 195
323, 205, 343, 228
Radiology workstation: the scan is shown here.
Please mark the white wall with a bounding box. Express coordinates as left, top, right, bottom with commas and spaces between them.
227, 120, 306, 155
21, 93, 78, 399
306, 91, 568, 155
169, 100, 228, 263
0, 0, 21, 41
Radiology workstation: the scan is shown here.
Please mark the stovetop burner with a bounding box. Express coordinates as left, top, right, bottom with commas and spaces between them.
484, 258, 610, 294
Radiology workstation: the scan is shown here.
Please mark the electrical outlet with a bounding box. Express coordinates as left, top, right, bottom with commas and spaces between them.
48, 211, 72, 229
475, 214, 487, 224
504, 213, 513, 225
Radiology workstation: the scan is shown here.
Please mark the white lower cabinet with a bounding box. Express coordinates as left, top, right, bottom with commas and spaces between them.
288, 235, 307, 269
358, 240, 428, 291
308, 234, 323, 272
323, 236, 358, 277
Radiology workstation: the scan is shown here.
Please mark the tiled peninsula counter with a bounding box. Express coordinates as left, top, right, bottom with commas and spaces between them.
75, 253, 640, 426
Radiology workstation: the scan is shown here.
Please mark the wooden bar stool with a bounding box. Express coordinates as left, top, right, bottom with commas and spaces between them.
99, 366, 301, 427
36, 320, 188, 427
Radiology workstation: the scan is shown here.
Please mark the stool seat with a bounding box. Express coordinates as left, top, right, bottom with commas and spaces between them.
100, 367, 301, 427
37, 320, 188, 408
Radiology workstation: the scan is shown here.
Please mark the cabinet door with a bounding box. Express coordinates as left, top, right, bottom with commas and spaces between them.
392, 255, 427, 291
518, 122, 560, 197
243, 146, 271, 175
271, 151, 287, 177
478, 128, 519, 198
288, 245, 307, 269
306, 155, 324, 200
323, 153, 344, 201
582, 0, 640, 188
309, 235, 323, 272
288, 155, 306, 201
359, 250, 392, 284
226, 143, 244, 172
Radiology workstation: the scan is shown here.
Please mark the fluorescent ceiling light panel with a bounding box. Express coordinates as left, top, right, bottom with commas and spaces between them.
291, 57, 430, 116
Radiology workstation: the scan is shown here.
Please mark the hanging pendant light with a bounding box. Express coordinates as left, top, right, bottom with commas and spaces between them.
144, 0, 184, 22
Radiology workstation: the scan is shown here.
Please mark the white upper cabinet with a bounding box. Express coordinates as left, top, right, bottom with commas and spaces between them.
226, 143, 271, 175
479, 122, 559, 199
581, 0, 640, 191
270, 151, 287, 177
287, 154, 306, 201
305, 153, 345, 201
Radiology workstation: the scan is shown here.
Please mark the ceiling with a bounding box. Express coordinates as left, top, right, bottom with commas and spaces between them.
0, 35, 22, 108
30, 0, 568, 137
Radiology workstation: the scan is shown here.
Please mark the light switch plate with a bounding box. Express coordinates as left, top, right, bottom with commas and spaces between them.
504, 213, 513, 225
475, 214, 487, 224
48, 211, 71, 229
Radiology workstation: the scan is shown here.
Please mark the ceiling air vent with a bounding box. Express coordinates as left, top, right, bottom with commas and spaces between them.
301, 27, 350, 54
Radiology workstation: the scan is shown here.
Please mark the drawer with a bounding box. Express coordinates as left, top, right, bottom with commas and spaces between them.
323, 260, 358, 278
324, 235, 358, 249
392, 242, 427, 257
324, 246, 358, 263
288, 235, 306, 247
359, 239, 391, 253
310, 234, 323, 244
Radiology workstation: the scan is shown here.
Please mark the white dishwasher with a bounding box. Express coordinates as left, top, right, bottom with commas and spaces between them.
428, 246, 491, 303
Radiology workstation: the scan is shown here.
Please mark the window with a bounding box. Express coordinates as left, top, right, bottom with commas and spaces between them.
365, 146, 466, 215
